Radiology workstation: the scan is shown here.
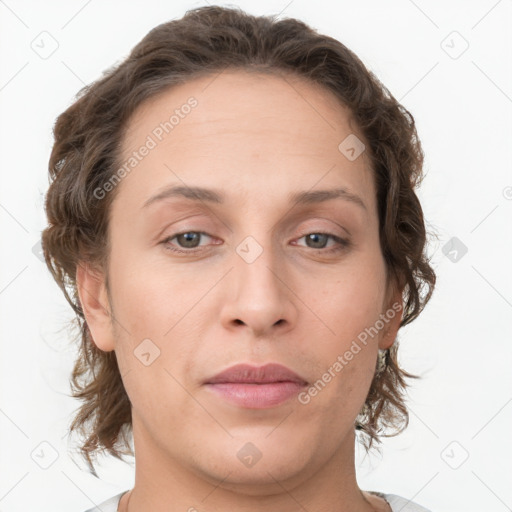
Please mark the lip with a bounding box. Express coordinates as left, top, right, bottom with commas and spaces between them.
205, 363, 308, 385
204, 363, 308, 409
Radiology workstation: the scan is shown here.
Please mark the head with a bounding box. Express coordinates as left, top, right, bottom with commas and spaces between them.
42, 5, 436, 478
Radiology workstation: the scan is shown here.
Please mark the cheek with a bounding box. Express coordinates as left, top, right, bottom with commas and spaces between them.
299, 255, 385, 396
312, 261, 387, 341
107, 246, 185, 332
107, 250, 208, 373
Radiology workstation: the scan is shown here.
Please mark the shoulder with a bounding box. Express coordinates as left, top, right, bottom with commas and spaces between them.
82, 491, 128, 512
379, 492, 432, 512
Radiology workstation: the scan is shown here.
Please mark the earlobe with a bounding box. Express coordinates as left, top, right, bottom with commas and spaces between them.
378, 288, 404, 351
76, 263, 116, 352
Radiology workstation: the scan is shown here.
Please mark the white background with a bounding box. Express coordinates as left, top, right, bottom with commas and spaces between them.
0, 1, 511, 511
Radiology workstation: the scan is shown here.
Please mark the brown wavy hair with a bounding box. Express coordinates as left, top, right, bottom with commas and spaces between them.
41, 5, 436, 474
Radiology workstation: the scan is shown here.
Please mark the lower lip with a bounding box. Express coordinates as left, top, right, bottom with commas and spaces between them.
204, 382, 306, 409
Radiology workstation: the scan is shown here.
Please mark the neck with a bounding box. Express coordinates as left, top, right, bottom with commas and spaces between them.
124, 414, 378, 512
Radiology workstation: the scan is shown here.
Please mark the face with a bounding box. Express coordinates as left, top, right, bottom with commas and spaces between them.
78, 70, 402, 491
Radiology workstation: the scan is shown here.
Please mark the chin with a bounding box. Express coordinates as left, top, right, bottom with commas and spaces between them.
190, 437, 312, 490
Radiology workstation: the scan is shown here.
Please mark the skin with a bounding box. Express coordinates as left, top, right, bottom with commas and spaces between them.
77, 70, 402, 512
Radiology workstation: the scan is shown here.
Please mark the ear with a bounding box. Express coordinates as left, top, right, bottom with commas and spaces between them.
76, 262, 116, 352
378, 283, 404, 351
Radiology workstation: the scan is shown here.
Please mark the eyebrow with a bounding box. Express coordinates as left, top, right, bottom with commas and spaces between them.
142, 185, 367, 211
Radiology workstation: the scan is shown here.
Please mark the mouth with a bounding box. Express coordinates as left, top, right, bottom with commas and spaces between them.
203, 363, 308, 409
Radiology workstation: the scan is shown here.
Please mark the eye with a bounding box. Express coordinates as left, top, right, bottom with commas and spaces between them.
161, 231, 215, 254
160, 231, 350, 255
294, 232, 350, 254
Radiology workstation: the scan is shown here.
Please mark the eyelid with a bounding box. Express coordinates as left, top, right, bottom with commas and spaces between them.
161, 231, 217, 252
292, 232, 351, 254
160, 229, 350, 255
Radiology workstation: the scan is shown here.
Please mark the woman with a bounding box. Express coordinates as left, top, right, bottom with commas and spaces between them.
42, 5, 436, 511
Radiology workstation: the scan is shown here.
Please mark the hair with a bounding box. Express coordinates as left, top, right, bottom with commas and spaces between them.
41, 5, 436, 474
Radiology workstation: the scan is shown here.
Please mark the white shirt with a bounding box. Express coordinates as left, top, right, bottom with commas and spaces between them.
83, 490, 432, 511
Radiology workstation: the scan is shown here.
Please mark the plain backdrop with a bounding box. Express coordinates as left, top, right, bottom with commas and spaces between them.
1, 1, 511, 511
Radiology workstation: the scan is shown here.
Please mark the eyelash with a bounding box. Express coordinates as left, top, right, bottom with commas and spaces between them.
160, 231, 350, 255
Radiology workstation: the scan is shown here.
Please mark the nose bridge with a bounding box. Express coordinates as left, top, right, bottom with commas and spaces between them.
222, 231, 294, 335
235, 231, 283, 301
232, 205, 280, 286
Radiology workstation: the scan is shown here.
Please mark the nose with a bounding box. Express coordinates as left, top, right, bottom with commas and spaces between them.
219, 240, 298, 338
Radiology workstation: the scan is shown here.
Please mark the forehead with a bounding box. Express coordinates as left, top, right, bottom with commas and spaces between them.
122, 69, 361, 149
115, 70, 375, 214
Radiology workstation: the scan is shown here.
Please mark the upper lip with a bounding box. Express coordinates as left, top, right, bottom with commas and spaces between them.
205, 363, 308, 385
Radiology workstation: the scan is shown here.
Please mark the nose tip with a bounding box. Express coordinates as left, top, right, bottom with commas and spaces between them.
232, 317, 285, 328
220, 258, 296, 337
230, 306, 287, 336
